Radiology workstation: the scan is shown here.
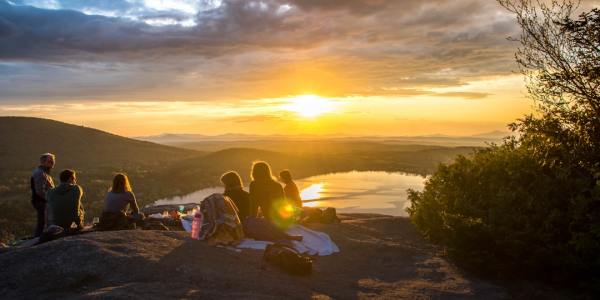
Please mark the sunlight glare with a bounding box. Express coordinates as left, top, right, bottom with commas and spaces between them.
283, 95, 335, 118
301, 183, 324, 201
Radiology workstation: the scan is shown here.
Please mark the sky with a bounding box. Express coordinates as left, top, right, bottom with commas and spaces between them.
0, 0, 598, 137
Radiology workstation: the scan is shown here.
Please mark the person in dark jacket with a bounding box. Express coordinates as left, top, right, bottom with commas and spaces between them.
30, 153, 56, 237
46, 169, 85, 232
98, 173, 141, 231
221, 171, 252, 220
249, 161, 285, 221
279, 170, 303, 208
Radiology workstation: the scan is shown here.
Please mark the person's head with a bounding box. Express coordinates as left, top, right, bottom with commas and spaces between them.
251, 161, 274, 182
279, 170, 293, 184
59, 169, 76, 184
40, 153, 56, 169
111, 173, 132, 193
221, 171, 243, 190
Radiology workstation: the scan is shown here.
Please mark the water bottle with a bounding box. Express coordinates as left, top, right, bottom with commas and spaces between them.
191, 208, 203, 240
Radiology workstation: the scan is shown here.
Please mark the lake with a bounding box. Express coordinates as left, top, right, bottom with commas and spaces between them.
153, 171, 426, 216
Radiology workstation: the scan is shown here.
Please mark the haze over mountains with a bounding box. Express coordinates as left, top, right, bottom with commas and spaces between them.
135, 130, 511, 150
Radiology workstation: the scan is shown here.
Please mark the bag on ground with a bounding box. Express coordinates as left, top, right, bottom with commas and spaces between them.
263, 243, 313, 276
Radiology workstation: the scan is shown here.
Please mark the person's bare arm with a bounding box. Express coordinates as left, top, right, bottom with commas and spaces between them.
129, 192, 140, 214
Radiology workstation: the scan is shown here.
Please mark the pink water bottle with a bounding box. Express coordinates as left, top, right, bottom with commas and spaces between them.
191, 209, 203, 240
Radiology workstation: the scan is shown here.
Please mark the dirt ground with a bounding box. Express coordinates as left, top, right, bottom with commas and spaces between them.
0, 214, 557, 299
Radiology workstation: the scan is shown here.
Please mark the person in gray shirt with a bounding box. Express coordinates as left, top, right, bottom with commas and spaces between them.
98, 173, 141, 230
30, 153, 56, 237
103, 173, 139, 214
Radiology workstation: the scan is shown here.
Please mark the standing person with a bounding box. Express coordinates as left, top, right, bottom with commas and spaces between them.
279, 170, 303, 208
30, 153, 56, 237
221, 171, 252, 220
98, 173, 141, 230
249, 161, 285, 221
46, 169, 85, 232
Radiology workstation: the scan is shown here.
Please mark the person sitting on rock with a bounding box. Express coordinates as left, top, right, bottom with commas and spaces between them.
249, 161, 301, 230
98, 173, 142, 231
46, 169, 85, 232
221, 171, 252, 221
279, 170, 303, 209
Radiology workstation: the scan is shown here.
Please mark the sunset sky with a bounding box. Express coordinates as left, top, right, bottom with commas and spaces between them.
1, 0, 599, 137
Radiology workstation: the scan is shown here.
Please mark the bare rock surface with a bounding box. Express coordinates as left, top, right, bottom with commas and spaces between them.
0, 214, 507, 299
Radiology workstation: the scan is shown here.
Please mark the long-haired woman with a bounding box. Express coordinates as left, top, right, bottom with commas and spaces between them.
221, 171, 251, 220
249, 161, 285, 220
103, 173, 139, 215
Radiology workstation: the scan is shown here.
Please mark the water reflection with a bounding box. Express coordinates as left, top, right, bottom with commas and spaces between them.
300, 183, 324, 201
154, 171, 426, 216
296, 171, 425, 216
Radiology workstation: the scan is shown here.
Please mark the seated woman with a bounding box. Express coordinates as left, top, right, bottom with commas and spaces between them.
279, 170, 303, 208
221, 171, 252, 220
98, 173, 142, 230
249, 161, 285, 221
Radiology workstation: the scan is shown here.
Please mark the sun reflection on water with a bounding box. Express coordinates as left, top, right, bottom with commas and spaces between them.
301, 183, 324, 207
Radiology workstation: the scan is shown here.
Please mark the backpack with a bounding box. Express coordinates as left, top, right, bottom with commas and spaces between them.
263, 243, 313, 276
322, 207, 340, 223
303, 207, 340, 224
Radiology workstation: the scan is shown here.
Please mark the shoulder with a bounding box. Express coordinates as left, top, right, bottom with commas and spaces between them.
46, 186, 55, 195
270, 180, 283, 192
127, 191, 136, 199
32, 167, 43, 177
238, 188, 250, 198
271, 180, 283, 188
75, 185, 83, 195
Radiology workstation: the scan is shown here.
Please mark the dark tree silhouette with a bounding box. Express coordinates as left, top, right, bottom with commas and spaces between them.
499, 0, 600, 173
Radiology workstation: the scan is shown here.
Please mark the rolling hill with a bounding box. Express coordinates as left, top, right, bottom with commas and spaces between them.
0, 117, 201, 170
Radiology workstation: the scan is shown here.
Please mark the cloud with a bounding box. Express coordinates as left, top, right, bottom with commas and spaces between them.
0, 0, 524, 102
430, 92, 490, 100
0, 0, 337, 61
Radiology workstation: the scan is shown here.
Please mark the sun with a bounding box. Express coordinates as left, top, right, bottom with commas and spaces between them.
283, 95, 335, 118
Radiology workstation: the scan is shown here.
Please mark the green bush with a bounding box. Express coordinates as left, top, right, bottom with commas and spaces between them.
407, 143, 600, 279
408, 1, 600, 283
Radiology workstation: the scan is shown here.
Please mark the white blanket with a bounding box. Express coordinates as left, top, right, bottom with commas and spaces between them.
182, 219, 340, 256
236, 224, 340, 256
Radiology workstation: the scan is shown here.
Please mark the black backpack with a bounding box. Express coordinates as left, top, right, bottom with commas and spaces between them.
263, 243, 313, 276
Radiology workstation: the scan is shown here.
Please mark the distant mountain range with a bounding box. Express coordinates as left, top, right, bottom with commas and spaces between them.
134, 130, 512, 147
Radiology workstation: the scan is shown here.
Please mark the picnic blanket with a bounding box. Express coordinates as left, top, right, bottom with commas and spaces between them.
236, 224, 339, 256
182, 220, 339, 256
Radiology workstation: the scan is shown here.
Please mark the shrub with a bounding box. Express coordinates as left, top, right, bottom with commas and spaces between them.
408, 143, 600, 279
409, 1, 600, 283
